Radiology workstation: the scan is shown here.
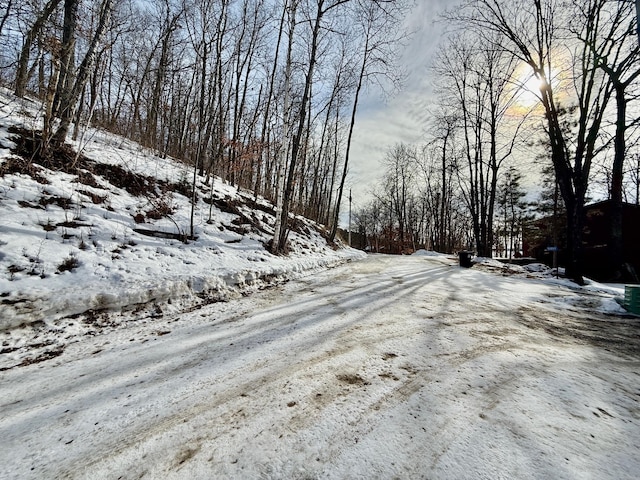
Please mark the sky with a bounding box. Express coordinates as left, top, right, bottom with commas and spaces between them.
348, 0, 454, 213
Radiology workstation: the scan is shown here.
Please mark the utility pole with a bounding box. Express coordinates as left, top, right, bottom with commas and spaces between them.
348, 188, 352, 247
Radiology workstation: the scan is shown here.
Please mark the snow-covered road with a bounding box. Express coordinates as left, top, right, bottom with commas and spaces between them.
2, 255, 639, 479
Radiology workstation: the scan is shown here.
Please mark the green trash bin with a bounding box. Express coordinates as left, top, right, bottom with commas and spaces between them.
624, 285, 640, 314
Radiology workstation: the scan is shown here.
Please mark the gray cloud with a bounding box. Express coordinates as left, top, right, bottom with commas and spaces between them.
346, 0, 457, 212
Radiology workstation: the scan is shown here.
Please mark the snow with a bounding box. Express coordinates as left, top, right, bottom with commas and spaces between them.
2, 254, 639, 479
0, 88, 364, 331
412, 249, 449, 257
2, 90, 640, 479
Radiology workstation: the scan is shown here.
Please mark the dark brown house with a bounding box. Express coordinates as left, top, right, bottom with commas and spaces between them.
523, 200, 640, 282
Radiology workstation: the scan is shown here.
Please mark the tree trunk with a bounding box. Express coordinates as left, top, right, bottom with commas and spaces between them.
15, 0, 63, 98
52, 0, 78, 118
146, 11, 179, 151
0, 0, 13, 37
271, 0, 297, 254
609, 81, 627, 279
330, 32, 369, 242
254, 3, 286, 199
53, 0, 113, 148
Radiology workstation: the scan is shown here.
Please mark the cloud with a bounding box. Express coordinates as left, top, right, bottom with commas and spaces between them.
346, 0, 457, 208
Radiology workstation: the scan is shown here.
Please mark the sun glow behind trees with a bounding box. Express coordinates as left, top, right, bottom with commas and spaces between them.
507, 62, 564, 116
515, 72, 544, 107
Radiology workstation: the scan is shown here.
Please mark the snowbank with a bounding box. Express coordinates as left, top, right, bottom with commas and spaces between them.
412, 249, 450, 257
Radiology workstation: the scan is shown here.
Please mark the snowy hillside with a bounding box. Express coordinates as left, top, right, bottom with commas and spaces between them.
0, 88, 364, 332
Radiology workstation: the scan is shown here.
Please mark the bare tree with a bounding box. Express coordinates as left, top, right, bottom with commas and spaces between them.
14, 0, 62, 98
329, 0, 407, 242
0, 0, 14, 36
51, 0, 114, 149
271, 0, 299, 254
382, 143, 417, 252
453, 0, 616, 283
272, 0, 360, 253
51, 0, 79, 119
253, 0, 288, 200
578, 0, 640, 279
432, 30, 525, 257
421, 107, 460, 253
145, 1, 183, 152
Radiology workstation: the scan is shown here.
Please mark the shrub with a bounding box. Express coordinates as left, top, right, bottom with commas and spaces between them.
57, 255, 80, 273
